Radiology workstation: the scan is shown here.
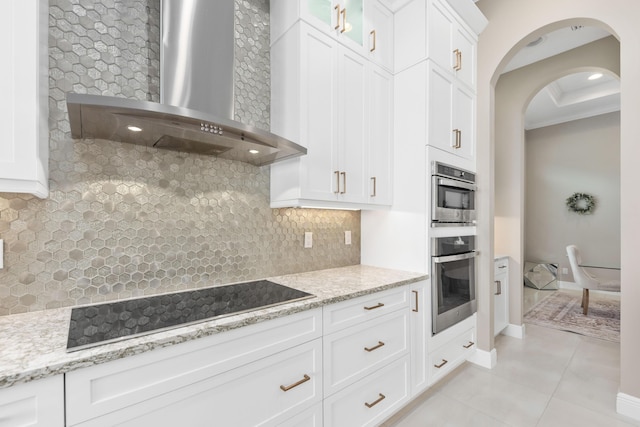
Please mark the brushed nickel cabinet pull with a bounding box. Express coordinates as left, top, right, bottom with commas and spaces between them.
494, 280, 502, 296
280, 374, 311, 392
371, 177, 377, 197
453, 49, 461, 70
434, 359, 448, 369
498, 265, 507, 269
370, 29, 377, 52
412, 290, 419, 312
364, 341, 385, 352
463, 341, 475, 349
340, 171, 346, 194
364, 302, 384, 310
334, 170, 340, 194
365, 393, 386, 408
334, 5, 341, 30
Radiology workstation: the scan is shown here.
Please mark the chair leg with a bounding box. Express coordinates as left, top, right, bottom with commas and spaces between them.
583, 289, 589, 315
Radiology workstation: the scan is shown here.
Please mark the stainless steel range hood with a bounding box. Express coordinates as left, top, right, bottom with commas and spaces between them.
66, 0, 306, 167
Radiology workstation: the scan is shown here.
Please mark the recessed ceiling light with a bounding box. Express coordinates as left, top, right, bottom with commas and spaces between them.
248, 149, 259, 154
127, 125, 143, 132
588, 73, 603, 80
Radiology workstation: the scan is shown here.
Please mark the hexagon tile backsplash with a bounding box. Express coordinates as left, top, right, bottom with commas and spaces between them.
0, 0, 360, 316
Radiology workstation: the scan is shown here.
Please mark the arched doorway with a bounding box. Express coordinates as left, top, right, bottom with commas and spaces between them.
474, 0, 640, 418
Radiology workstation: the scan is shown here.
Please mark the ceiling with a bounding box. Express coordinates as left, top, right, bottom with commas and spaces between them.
503, 26, 620, 130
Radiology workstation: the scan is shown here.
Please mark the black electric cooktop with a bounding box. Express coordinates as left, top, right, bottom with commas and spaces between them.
66, 280, 314, 352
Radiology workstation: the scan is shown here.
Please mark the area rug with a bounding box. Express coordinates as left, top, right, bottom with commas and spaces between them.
523, 290, 620, 342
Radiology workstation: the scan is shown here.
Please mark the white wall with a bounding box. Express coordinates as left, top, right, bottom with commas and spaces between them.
525, 112, 620, 281
476, 0, 640, 405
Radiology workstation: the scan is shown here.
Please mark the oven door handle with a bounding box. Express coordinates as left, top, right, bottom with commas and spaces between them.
433, 251, 478, 263
437, 177, 476, 191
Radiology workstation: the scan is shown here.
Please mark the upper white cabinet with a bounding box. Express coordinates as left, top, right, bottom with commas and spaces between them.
0, 0, 49, 198
270, 21, 393, 209
272, 0, 394, 72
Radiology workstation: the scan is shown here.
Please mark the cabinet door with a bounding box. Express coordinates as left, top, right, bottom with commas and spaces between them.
364, 0, 393, 71
453, 25, 477, 89
0, 0, 48, 198
0, 376, 64, 427
427, 63, 454, 153
427, 0, 455, 72
494, 260, 509, 336
409, 281, 429, 396
368, 65, 393, 206
299, 25, 340, 202
337, 46, 368, 204
335, 0, 364, 50
453, 83, 475, 160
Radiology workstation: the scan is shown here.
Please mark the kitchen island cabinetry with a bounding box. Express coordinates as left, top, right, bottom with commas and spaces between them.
0, 0, 49, 198
0, 375, 64, 426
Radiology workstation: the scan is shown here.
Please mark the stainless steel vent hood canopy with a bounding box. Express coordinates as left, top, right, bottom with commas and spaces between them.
66, 0, 306, 167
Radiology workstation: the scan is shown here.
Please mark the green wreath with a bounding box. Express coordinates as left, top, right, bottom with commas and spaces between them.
566, 192, 596, 215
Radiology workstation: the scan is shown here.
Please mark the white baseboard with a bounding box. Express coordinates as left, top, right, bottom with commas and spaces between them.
501, 323, 525, 339
617, 392, 640, 421
467, 348, 497, 369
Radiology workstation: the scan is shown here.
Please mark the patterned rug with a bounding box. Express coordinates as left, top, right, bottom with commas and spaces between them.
523, 290, 620, 342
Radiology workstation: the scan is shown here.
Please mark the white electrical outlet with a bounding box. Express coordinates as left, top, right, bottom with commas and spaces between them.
304, 232, 313, 248
0, 239, 3, 269
562, 267, 568, 275
345, 231, 351, 245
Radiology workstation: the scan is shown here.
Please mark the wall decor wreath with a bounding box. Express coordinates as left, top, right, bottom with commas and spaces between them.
566, 192, 596, 215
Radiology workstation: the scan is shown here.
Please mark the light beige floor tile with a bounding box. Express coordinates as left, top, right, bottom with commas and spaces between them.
389, 393, 511, 427
567, 336, 620, 382
537, 397, 637, 427
553, 365, 623, 419
439, 365, 551, 427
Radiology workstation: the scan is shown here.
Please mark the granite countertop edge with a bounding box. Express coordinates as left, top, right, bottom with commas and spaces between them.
0, 264, 427, 389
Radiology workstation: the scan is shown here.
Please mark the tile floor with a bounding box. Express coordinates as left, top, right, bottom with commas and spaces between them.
383, 287, 635, 427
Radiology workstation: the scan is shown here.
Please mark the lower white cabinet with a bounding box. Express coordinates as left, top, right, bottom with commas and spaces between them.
323, 356, 410, 427
494, 257, 509, 336
409, 280, 429, 395
0, 375, 64, 427
427, 316, 476, 385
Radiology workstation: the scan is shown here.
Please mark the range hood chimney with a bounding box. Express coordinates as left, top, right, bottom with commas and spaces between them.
66, 0, 306, 167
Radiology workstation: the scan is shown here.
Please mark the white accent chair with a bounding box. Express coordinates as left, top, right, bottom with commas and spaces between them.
566, 245, 620, 315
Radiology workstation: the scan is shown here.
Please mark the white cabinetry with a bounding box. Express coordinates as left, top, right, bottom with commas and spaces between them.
427, 315, 476, 385
322, 286, 410, 426
0, 375, 64, 426
494, 257, 509, 336
409, 280, 429, 395
66, 309, 322, 426
393, 0, 479, 162
271, 0, 394, 72
271, 21, 392, 209
0, 0, 49, 198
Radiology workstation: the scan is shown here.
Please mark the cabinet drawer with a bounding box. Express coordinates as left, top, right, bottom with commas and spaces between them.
495, 258, 508, 275
72, 339, 322, 427
323, 286, 409, 333
428, 328, 475, 384
324, 310, 409, 396
323, 356, 410, 427
66, 308, 321, 425
0, 375, 64, 427
279, 402, 322, 427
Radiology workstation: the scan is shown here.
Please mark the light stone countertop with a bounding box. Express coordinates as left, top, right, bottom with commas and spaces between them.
0, 264, 426, 389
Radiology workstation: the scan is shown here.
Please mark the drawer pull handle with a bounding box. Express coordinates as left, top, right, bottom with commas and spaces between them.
364, 302, 384, 311
365, 393, 386, 408
280, 374, 311, 392
364, 341, 385, 352
434, 359, 448, 369
412, 290, 419, 312
463, 341, 475, 349
498, 265, 507, 269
